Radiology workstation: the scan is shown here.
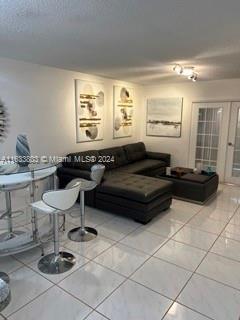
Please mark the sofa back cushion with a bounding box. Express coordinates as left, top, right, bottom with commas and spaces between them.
123, 142, 146, 163
98, 146, 128, 170
63, 150, 99, 170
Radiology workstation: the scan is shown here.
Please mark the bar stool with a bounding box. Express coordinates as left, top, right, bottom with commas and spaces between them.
0, 272, 10, 312
31, 180, 81, 274
68, 164, 105, 242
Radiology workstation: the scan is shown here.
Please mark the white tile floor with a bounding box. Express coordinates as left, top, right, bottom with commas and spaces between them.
1, 184, 240, 319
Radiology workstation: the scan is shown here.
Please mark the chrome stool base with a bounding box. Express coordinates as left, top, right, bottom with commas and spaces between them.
68, 227, 97, 242
0, 272, 10, 312
38, 252, 76, 274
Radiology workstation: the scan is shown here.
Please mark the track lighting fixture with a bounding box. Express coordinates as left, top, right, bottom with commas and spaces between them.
173, 64, 198, 81
173, 64, 183, 75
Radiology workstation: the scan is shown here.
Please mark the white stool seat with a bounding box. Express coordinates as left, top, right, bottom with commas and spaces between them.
31, 201, 58, 215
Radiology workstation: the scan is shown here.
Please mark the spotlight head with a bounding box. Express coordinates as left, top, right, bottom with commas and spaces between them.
182, 68, 194, 77
173, 64, 183, 75
192, 73, 198, 81
188, 72, 198, 82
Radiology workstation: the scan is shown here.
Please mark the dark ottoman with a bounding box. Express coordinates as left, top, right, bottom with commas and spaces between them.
96, 174, 172, 224
159, 173, 219, 204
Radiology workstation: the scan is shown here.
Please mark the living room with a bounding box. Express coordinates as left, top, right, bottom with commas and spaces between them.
1, 1, 240, 320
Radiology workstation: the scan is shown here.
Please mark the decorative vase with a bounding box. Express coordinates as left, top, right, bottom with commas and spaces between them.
195, 161, 203, 174
16, 134, 31, 166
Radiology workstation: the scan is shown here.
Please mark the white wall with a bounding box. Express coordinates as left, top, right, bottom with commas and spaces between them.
3, 55, 240, 171
142, 79, 240, 167
0, 57, 142, 158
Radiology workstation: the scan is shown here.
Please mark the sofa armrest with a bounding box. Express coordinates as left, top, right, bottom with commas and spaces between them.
146, 151, 171, 166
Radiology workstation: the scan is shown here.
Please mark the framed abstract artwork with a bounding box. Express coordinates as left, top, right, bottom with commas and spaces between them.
113, 85, 134, 138
75, 80, 104, 142
146, 97, 183, 137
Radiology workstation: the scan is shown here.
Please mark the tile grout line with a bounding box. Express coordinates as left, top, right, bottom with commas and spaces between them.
56, 209, 190, 316
116, 192, 240, 320
194, 270, 240, 293
4, 215, 144, 319
83, 201, 210, 318
3, 284, 55, 319
97, 200, 228, 319
159, 200, 240, 320
0, 313, 6, 320
5, 261, 95, 319
82, 310, 111, 320
41, 199, 227, 319
4, 186, 239, 320
0, 201, 229, 320
1, 199, 235, 320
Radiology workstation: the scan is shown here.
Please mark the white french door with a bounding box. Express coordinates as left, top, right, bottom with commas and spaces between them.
225, 102, 240, 184
189, 102, 230, 181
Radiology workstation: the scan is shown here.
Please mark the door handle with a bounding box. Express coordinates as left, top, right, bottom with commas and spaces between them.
228, 142, 234, 147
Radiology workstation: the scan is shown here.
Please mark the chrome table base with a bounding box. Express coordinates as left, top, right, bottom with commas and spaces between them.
68, 226, 97, 242
0, 230, 26, 242
0, 230, 25, 242
0, 225, 52, 257
0, 170, 56, 257
0, 272, 10, 312
38, 252, 76, 274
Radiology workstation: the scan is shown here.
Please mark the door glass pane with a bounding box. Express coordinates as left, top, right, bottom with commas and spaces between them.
232, 108, 240, 177
195, 107, 222, 171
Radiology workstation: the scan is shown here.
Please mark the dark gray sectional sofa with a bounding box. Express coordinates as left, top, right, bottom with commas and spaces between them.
57, 142, 172, 223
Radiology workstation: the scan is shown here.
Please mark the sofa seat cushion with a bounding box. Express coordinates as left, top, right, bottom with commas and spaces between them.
123, 142, 146, 163
97, 173, 172, 203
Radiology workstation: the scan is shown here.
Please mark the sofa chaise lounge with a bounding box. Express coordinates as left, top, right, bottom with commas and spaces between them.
57, 142, 172, 223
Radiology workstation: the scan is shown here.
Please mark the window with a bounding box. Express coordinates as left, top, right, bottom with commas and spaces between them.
195, 107, 222, 171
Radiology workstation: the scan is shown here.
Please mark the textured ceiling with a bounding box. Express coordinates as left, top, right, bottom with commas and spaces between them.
1, 0, 240, 84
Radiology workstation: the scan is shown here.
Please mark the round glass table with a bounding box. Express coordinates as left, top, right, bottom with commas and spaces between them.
0, 162, 57, 256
